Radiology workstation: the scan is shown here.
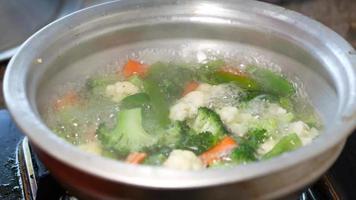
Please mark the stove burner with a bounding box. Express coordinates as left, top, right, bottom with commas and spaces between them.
17, 138, 77, 200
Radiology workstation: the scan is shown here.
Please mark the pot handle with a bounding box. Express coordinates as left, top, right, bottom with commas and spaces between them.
342, 51, 356, 121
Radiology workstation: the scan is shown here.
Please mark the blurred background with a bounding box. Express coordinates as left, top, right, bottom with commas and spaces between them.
0, 0, 355, 199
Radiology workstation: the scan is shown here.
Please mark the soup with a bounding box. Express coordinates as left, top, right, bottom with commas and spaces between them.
45, 58, 320, 170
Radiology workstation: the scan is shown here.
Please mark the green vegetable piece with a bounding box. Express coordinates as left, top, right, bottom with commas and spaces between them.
247, 128, 268, 148
157, 120, 221, 154
86, 74, 117, 97
143, 62, 195, 127
230, 129, 267, 163
247, 66, 295, 97
191, 107, 228, 137
158, 121, 185, 148
146, 62, 194, 101
143, 146, 172, 166
212, 70, 260, 91
263, 133, 302, 159
120, 93, 150, 109
230, 142, 256, 163
178, 131, 220, 154
195, 59, 225, 83
143, 79, 170, 127
128, 75, 144, 90
279, 97, 294, 111
203, 59, 225, 69
97, 108, 156, 155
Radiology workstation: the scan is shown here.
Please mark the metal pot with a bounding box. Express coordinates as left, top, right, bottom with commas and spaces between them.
4, 0, 356, 199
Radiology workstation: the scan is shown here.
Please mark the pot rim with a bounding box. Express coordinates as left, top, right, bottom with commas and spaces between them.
4, 0, 356, 189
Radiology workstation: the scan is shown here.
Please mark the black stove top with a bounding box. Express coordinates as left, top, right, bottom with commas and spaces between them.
0, 109, 355, 200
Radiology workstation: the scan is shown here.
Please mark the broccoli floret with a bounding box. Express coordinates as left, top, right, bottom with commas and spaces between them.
86, 75, 117, 97
163, 120, 221, 154
191, 107, 228, 137
152, 120, 221, 155
97, 108, 156, 156
178, 131, 220, 154
158, 121, 186, 148
142, 146, 172, 166
230, 129, 267, 163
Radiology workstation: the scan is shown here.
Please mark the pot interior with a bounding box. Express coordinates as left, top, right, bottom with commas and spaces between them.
35, 15, 338, 130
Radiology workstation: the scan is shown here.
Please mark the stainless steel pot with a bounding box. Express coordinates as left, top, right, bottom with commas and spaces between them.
4, 0, 356, 199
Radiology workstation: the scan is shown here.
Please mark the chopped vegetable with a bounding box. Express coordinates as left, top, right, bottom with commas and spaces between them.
279, 97, 294, 112
143, 146, 172, 165
213, 69, 260, 91
178, 131, 221, 154
128, 75, 144, 90
122, 59, 148, 78
126, 152, 147, 164
200, 136, 237, 165
182, 81, 199, 96
145, 62, 194, 102
120, 93, 150, 109
143, 79, 170, 127
97, 108, 156, 156
246, 66, 295, 97
164, 149, 204, 170
195, 59, 225, 83
230, 129, 267, 163
157, 121, 186, 148
85, 75, 118, 97
191, 107, 228, 137
143, 62, 194, 126
220, 67, 247, 76
262, 133, 302, 159
53, 91, 79, 111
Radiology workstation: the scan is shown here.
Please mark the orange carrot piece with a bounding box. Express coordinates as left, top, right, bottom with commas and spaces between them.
182, 81, 199, 96
126, 152, 147, 164
200, 136, 237, 165
122, 59, 148, 78
53, 91, 78, 111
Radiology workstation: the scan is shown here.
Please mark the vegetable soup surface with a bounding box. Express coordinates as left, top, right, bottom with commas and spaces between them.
44, 57, 321, 170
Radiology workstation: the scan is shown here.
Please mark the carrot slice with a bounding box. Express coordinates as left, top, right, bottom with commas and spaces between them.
53, 91, 78, 111
122, 59, 148, 78
200, 136, 237, 166
126, 152, 147, 164
182, 81, 199, 96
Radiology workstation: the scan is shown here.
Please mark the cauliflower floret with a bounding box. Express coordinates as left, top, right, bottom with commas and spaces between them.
217, 106, 247, 136
228, 123, 249, 136
169, 91, 207, 121
217, 106, 238, 124
288, 121, 318, 145
196, 83, 213, 93
257, 138, 277, 155
163, 150, 204, 170
105, 81, 139, 102
267, 103, 287, 115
